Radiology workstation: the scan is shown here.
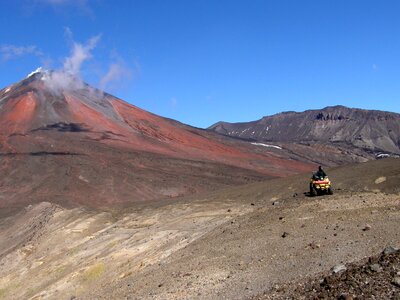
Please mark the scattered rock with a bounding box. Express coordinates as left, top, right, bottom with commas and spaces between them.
332, 264, 347, 274
383, 246, 399, 255
293, 193, 298, 197
272, 201, 280, 206
362, 224, 372, 231
263, 245, 400, 298
337, 294, 354, 300
392, 277, 400, 288
374, 176, 386, 184
227, 209, 231, 212
308, 241, 320, 249
369, 264, 382, 272
281, 232, 289, 238
251, 203, 255, 206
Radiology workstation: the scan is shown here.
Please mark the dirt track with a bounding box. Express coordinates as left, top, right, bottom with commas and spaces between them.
0, 159, 399, 299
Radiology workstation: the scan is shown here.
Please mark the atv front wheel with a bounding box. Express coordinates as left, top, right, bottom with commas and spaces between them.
327, 188, 333, 195
310, 186, 317, 197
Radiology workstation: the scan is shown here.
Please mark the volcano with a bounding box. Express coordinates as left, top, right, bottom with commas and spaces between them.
0, 70, 312, 208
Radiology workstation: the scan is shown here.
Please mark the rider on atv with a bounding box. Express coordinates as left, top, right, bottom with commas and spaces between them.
309, 166, 332, 196
313, 166, 327, 180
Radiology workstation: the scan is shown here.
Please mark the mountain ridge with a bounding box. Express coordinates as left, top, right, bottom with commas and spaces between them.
208, 105, 400, 157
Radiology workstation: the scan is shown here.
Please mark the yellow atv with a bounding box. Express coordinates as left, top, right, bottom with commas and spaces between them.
309, 175, 333, 196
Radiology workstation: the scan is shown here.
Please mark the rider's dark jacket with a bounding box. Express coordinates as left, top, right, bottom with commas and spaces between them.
315, 169, 327, 179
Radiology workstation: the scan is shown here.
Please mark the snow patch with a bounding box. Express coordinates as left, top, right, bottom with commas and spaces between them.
376, 153, 390, 159
1, 87, 11, 102
251, 142, 282, 150
27, 67, 44, 78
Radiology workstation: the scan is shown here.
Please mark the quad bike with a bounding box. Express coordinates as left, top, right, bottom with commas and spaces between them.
309, 175, 333, 196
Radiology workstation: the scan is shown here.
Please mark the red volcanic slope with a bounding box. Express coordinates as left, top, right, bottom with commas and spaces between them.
0, 71, 313, 208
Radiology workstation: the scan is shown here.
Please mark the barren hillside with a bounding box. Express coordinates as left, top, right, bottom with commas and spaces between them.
0, 158, 399, 299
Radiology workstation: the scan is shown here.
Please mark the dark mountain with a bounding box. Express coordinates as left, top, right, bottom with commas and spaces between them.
0, 70, 313, 209
209, 106, 400, 164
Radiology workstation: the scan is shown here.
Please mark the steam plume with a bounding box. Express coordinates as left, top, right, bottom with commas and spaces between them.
31, 29, 133, 96
100, 58, 132, 91
42, 32, 101, 94
63, 35, 100, 75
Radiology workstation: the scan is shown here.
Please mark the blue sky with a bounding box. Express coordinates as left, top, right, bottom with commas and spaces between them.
1, 0, 400, 128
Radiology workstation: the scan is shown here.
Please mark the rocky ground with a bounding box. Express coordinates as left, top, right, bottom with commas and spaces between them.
258, 246, 400, 299
0, 158, 399, 299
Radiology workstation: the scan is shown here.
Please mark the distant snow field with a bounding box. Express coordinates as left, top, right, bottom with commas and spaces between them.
251, 142, 282, 150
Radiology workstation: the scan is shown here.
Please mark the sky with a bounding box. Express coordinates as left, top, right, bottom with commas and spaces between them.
1, 0, 400, 128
